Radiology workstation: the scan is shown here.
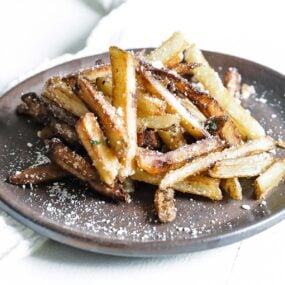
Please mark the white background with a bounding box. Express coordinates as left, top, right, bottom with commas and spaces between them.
0, 0, 285, 284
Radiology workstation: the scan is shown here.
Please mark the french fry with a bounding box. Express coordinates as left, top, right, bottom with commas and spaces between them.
12, 33, 285, 222
41, 96, 78, 126
160, 136, 276, 189
16, 92, 48, 123
137, 129, 161, 150
140, 59, 242, 145
184, 44, 265, 139
137, 93, 167, 117
224, 67, 241, 98
158, 125, 186, 150
138, 69, 209, 139
154, 188, 177, 223
49, 119, 79, 146
137, 114, 180, 131
96, 76, 113, 98
177, 97, 207, 122
80, 64, 112, 82
75, 113, 120, 186
146, 32, 189, 67
110, 46, 137, 177
9, 163, 69, 185
221, 178, 242, 200
277, 139, 285, 149
132, 168, 222, 200
96, 76, 167, 117
76, 76, 128, 157
204, 115, 243, 146
171, 62, 202, 75
37, 126, 55, 139
48, 140, 130, 201
136, 136, 225, 174
43, 77, 89, 118
209, 153, 274, 178
254, 159, 285, 199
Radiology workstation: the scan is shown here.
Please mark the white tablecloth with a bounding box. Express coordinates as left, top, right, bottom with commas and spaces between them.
1, 1, 285, 284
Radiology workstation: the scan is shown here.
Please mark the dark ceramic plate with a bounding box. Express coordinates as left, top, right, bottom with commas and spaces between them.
0, 50, 285, 257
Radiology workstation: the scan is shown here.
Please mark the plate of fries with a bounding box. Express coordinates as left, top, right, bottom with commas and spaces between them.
0, 32, 285, 256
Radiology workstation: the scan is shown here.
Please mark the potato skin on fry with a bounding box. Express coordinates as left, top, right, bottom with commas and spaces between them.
139, 60, 242, 146
138, 68, 208, 139
137, 130, 161, 150
205, 115, 242, 146
75, 113, 120, 186
17, 92, 48, 123
184, 44, 265, 140
136, 136, 225, 174
48, 140, 130, 202
154, 188, 177, 223
43, 76, 89, 118
9, 163, 69, 185
76, 76, 128, 160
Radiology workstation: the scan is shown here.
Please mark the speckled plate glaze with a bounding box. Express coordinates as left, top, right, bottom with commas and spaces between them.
0, 50, 285, 257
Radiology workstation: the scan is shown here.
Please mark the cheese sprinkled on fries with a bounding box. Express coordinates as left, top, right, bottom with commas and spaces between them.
10, 32, 285, 223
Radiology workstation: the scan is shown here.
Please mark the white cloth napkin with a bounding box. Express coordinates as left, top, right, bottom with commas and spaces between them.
1, 0, 284, 264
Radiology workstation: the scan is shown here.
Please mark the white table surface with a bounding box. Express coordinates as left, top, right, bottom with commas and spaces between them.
1, 0, 285, 284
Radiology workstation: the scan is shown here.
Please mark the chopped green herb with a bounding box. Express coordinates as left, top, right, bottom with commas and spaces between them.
104, 138, 108, 145
206, 121, 218, 131
90, 139, 100, 145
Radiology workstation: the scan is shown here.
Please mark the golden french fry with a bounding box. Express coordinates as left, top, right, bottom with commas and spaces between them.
110, 46, 137, 177
43, 77, 89, 117
138, 69, 209, 139
132, 168, 222, 201
137, 114, 180, 131
209, 153, 274, 178
184, 44, 265, 139
80, 64, 112, 81
75, 113, 120, 186
177, 97, 207, 122
154, 188, 177, 223
221, 178, 242, 200
254, 159, 285, 199
136, 136, 225, 174
96, 76, 112, 98
160, 136, 276, 189
76, 76, 128, 157
146, 32, 189, 67
9, 163, 69, 185
137, 93, 167, 117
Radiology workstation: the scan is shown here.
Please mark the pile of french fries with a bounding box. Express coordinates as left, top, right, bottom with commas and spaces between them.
10, 32, 285, 223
